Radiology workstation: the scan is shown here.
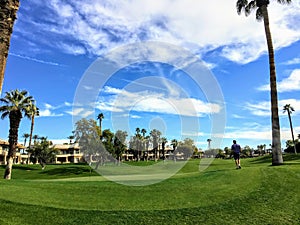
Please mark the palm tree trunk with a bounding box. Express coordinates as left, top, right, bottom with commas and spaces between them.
4, 111, 21, 179
261, 5, 283, 165
27, 115, 35, 164
0, 0, 20, 94
287, 110, 297, 154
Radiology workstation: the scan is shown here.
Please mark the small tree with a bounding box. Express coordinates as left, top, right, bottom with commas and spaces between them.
28, 137, 57, 170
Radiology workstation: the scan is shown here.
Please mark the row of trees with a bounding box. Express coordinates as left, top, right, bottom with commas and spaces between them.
73, 117, 197, 166
285, 134, 300, 154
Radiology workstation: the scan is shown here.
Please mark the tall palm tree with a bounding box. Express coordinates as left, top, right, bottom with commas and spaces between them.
27, 102, 39, 150
150, 129, 161, 161
135, 128, 141, 161
161, 137, 167, 160
236, 0, 292, 165
0, 0, 20, 94
97, 113, 104, 138
0, 89, 35, 179
22, 133, 29, 147
207, 139, 212, 150
32, 134, 39, 145
283, 104, 297, 154
141, 128, 147, 137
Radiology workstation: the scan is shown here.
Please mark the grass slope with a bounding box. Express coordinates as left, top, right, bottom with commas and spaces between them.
0, 155, 299, 225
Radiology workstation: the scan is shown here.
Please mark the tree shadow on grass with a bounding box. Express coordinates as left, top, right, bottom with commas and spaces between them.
41, 166, 94, 177
249, 155, 272, 164
249, 154, 300, 166
0, 165, 40, 171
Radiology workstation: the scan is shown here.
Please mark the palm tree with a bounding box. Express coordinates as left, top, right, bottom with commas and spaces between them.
27, 102, 39, 150
0, 0, 20, 94
135, 128, 141, 161
67, 135, 75, 144
161, 137, 167, 160
22, 133, 29, 147
171, 139, 178, 151
33, 134, 39, 145
207, 139, 212, 150
283, 104, 297, 154
236, 0, 292, 165
0, 89, 35, 179
141, 128, 147, 137
97, 113, 104, 138
150, 129, 161, 161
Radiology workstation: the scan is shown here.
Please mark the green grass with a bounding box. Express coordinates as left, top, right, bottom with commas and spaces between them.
0, 155, 299, 224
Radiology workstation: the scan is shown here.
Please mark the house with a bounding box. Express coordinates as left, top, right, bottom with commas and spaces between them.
0, 139, 26, 164
52, 143, 85, 164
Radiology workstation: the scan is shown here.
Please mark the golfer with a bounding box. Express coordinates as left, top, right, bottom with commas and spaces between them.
231, 140, 242, 169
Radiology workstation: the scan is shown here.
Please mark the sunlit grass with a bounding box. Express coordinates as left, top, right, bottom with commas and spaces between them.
0, 154, 299, 224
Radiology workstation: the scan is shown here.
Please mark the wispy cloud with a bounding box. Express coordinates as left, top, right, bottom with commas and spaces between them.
282, 57, 300, 65
96, 86, 222, 117
257, 69, 300, 92
219, 125, 300, 143
18, 0, 300, 64
245, 98, 300, 117
9, 52, 64, 66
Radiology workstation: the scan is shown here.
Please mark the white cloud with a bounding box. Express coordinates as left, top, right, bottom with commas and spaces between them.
39, 109, 63, 117
257, 69, 300, 92
245, 98, 300, 117
218, 125, 300, 143
22, 0, 300, 64
282, 57, 300, 65
97, 86, 222, 117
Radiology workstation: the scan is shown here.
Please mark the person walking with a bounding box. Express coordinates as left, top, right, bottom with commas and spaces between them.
231, 140, 242, 169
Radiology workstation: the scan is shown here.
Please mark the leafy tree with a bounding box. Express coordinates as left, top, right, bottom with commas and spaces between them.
283, 104, 297, 154
102, 129, 114, 155
0, 89, 35, 179
0, 0, 20, 94
113, 130, 128, 164
28, 137, 57, 170
177, 138, 195, 159
236, 0, 292, 165
74, 118, 107, 167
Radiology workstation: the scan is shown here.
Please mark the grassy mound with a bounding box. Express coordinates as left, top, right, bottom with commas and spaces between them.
0, 155, 299, 224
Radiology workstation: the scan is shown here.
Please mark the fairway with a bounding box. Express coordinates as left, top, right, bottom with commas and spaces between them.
0, 155, 299, 225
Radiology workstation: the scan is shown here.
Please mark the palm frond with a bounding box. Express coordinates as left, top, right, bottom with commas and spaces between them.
256, 7, 264, 21
277, 0, 292, 4
245, 1, 257, 16
236, 0, 248, 14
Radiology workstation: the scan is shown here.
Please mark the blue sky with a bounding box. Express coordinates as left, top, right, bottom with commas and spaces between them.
1, 0, 300, 150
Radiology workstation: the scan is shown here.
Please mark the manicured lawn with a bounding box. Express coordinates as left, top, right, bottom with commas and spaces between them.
0, 155, 299, 224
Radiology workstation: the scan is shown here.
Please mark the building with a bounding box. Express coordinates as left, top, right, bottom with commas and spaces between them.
0, 139, 26, 164
52, 143, 84, 164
